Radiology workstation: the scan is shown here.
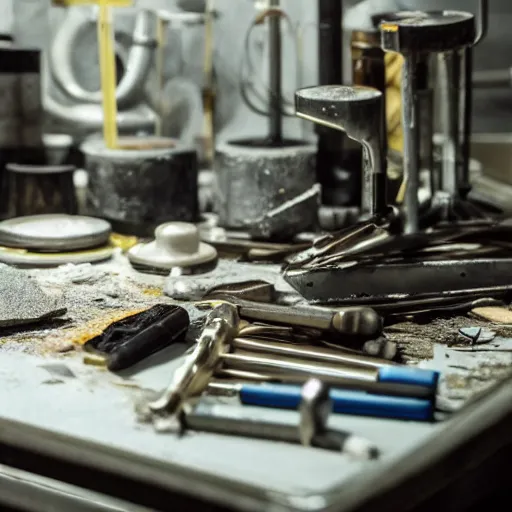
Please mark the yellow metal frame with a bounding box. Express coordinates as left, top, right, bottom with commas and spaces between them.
53, 0, 133, 148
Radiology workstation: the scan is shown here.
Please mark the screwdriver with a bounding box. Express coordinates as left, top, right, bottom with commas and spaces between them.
221, 352, 439, 399
207, 380, 434, 421
174, 379, 380, 460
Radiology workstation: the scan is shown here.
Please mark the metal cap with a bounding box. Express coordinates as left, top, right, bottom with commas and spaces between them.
0, 214, 111, 251
128, 222, 217, 271
295, 85, 383, 145
380, 10, 476, 54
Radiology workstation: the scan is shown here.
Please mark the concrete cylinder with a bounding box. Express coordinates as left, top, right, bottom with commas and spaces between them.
213, 139, 317, 240
81, 137, 198, 237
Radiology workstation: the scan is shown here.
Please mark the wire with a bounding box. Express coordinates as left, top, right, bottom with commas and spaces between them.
238, 7, 300, 117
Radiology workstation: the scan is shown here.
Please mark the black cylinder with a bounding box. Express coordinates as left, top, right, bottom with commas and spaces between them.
0, 46, 46, 217
81, 137, 198, 237
6, 163, 77, 217
317, 0, 350, 206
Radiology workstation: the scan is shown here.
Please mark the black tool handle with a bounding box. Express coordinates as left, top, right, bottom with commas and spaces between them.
107, 306, 189, 371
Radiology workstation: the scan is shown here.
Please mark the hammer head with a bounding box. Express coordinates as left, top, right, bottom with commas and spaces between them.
298, 378, 332, 446
380, 10, 475, 54
295, 85, 383, 147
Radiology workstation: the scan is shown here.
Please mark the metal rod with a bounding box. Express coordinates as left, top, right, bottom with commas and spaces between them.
268, 0, 282, 143
461, 0, 489, 197
220, 352, 436, 399
361, 121, 387, 217
401, 54, 421, 233
439, 49, 462, 198
460, 46, 473, 198
316, 0, 345, 203
475, 0, 489, 45
231, 336, 394, 370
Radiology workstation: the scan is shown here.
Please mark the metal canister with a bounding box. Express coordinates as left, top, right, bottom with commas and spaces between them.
6, 163, 77, 217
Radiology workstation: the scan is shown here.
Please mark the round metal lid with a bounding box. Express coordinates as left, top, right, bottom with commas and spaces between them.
0, 244, 114, 267
0, 214, 112, 251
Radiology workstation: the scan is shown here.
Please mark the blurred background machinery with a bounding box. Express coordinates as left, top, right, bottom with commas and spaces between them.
2, 0, 512, 228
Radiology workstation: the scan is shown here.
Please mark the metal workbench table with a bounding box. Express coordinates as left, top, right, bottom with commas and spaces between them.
0, 253, 510, 512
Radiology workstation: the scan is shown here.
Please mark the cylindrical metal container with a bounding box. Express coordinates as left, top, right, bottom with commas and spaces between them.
0, 45, 46, 217
214, 139, 318, 240
6, 163, 77, 217
81, 137, 198, 237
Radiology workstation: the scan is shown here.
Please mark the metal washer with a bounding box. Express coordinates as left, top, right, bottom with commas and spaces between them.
0, 214, 112, 251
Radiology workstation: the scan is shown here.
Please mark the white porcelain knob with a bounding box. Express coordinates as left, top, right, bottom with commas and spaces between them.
155, 222, 200, 255
128, 221, 217, 270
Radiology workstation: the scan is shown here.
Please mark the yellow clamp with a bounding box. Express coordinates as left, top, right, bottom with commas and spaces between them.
53, 0, 133, 149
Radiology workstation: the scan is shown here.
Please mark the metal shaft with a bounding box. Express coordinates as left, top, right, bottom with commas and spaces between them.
460, 46, 472, 198
415, 56, 435, 196
361, 131, 387, 217
232, 336, 394, 370
231, 298, 382, 338
401, 54, 421, 233
221, 352, 432, 398
317, 0, 345, 204
184, 402, 304, 443
460, 0, 489, 198
439, 49, 463, 197
268, 0, 282, 143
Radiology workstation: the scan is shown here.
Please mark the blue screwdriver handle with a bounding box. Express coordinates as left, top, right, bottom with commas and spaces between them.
377, 366, 440, 392
239, 383, 434, 421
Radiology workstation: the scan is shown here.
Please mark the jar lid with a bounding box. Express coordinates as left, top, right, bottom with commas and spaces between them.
0, 214, 112, 251
128, 222, 217, 272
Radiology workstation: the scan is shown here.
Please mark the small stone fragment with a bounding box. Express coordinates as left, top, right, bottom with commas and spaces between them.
0, 264, 66, 328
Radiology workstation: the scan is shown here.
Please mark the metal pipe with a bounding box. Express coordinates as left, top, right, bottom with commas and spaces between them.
439, 49, 462, 197
43, 93, 157, 133
472, 68, 512, 89
316, 0, 344, 204
42, 55, 157, 133
268, 0, 282, 143
460, 46, 473, 198
461, 0, 490, 198
50, 8, 157, 109
220, 352, 433, 398
231, 337, 394, 370
401, 54, 421, 233
475, 0, 489, 45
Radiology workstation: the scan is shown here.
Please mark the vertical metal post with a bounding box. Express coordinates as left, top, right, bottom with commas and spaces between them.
460, 45, 473, 198
268, 0, 282, 144
401, 54, 420, 233
316, 0, 347, 206
439, 50, 462, 197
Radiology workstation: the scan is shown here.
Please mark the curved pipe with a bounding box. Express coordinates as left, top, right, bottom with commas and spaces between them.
160, 77, 204, 144
474, 0, 488, 46
50, 8, 157, 108
44, 94, 157, 133
42, 53, 157, 133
